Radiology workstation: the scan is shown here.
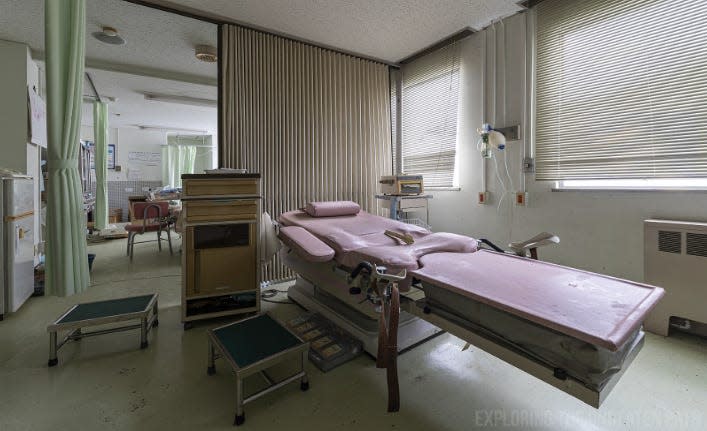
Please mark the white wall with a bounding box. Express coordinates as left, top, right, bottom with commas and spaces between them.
80, 125, 166, 182
429, 12, 707, 283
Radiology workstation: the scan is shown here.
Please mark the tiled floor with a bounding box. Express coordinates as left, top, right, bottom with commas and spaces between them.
0, 237, 705, 430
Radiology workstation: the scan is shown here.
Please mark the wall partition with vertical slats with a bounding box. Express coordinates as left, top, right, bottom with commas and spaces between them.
535, 0, 707, 181
401, 42, 461, 187
219, 25, 392, 281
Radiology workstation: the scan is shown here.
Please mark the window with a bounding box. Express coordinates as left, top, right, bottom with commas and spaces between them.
401, 42, 461, 188
535, 0, 707, 184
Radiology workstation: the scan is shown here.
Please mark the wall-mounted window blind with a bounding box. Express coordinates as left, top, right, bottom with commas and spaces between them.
401, 42, 461, 187
535, 0, 707, 181
390, 68, 400, 174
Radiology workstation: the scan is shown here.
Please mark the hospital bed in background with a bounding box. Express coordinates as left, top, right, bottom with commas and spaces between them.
275, 201, 664, 411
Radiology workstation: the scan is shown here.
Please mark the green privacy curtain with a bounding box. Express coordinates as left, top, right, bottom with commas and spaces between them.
45, 0, 89, 296
93, 101, 108, 230
193, 136, 214, 175
162, 136, 203, 188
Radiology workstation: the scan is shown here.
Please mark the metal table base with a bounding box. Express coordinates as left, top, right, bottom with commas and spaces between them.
207, 313, 309, 426
47, 293, 158, 367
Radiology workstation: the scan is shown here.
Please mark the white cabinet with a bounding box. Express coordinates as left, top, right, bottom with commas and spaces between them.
0, 40, 42, 264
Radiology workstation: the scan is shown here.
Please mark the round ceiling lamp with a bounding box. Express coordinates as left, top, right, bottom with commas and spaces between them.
92, 26, 126, 45
195, 44, 217, 63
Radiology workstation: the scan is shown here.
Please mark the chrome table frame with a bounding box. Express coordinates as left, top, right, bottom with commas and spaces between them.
206, 313, 310, 426
46, 293, 158, 367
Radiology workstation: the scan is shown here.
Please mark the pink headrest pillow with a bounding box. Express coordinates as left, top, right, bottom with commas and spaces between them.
305, 201, 361, 217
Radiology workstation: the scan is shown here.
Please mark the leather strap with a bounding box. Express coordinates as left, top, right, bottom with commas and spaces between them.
376, 280, 401, 412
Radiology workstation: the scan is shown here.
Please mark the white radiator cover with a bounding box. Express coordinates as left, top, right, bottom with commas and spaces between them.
643, 219, 707, 336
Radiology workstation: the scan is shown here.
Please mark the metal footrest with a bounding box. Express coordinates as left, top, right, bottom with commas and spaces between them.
206, 313, 310, 426
47, 293, 158, 367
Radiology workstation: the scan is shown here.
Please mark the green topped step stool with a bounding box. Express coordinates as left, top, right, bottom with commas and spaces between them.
47, 293, 158, 367
207, 313, 310, 426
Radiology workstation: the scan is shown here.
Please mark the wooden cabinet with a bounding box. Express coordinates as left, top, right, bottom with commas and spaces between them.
181, 174, 261, 326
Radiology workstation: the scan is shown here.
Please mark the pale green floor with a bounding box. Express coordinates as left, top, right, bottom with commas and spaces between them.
1, 237, 706, 430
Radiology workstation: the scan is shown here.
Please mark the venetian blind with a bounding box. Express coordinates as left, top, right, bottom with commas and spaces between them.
535, 0, 707, 180
401, 42, 461, 187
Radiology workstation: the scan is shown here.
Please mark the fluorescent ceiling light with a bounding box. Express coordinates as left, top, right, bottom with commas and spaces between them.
135, 124, 208, 134
143, 93, 217, 108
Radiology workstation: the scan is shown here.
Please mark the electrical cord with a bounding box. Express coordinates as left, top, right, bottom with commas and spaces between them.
503, 150, 514, 192
493, 152, 508, 212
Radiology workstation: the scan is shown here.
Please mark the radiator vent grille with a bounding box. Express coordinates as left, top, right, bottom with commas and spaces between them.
658, 230, 682, 254
686, 233, 707, 257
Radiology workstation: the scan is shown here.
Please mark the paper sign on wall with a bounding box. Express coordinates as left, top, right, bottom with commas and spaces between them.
128, 151, 161, 166
28, 88, 47, 148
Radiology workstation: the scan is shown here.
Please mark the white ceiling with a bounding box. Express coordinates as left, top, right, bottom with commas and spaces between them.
0, 0, 522, 137
145, 0, 524, 62
0, 0, 218, 136
81, 68, 217, 135
0, 0, 217, 83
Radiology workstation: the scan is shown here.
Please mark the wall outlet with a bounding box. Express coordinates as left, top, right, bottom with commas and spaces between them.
478, 191, 489, 204
515, 192, 528, 206
142, 187, 151, 192
523, 157, 535, 174
125, 187, 134, 192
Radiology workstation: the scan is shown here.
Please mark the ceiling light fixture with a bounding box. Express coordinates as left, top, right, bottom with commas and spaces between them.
144, 93, 217, 108
195, 44, 217, 63
92, 26, 126, 45
135, 124, 208, 134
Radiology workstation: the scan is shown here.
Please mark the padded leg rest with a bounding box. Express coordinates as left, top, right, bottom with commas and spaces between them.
279, 226, 336, 263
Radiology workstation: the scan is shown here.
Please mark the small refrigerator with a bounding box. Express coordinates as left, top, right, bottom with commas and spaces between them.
0, 175, 35, 319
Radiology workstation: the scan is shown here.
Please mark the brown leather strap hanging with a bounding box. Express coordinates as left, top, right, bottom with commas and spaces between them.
376, 280, 401, 412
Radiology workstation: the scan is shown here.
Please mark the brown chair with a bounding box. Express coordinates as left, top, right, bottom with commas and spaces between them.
126, 201, 173, 260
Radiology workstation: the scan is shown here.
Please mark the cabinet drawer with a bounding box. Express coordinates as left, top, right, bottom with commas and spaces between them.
183, 179, 258, 197
184, 199, 258, 223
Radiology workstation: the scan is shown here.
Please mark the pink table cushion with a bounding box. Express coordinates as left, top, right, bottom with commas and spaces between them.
279, 210, 430, 267
279, 226, 336, 263
279, 209, 478, 292
347, 232, 479, 273
305, 201, 361, 217
413, 250, 665, 351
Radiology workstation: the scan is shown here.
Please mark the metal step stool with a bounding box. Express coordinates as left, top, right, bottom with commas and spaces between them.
207, 313, 310, 426
47, 293, 158, 366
